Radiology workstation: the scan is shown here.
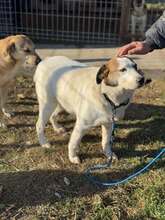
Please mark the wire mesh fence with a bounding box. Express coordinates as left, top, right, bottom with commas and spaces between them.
0, 0, 122, 45
0, 0, 165, 45
0, 0, 13, 34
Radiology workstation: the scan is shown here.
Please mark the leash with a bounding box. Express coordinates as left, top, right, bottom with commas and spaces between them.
85, 95, 165, 187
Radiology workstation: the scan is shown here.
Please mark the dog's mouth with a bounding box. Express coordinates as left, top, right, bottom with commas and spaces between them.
138, 78, 152, 88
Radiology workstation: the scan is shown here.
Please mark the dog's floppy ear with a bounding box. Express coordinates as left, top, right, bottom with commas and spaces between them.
96, 63, 119, 87
96, 64, 109, 84
4, 42, 16, 61
7, 43, 16, 56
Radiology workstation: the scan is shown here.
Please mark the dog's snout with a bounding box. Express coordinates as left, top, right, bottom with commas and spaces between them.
36, 56, 42, 65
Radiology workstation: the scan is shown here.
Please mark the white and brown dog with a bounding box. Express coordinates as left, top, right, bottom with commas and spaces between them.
0, 35, 41, 127
34, 56, 150, 164
131, 0, 147, 40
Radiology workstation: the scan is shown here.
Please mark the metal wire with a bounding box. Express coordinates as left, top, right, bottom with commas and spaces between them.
0, 0, 121, 45
0, 0, 164, 45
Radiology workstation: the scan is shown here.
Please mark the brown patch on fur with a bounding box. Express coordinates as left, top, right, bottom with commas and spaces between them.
97, 58, 119, 86
104, 58, 119, 86
96, 65, 109, 84
106, 58, 119, 73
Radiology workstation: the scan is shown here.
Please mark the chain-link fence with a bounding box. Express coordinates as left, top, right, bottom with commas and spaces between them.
0, 0, 164, 45
0, 0, 122, 45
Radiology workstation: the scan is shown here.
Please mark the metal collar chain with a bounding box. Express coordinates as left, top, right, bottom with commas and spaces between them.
103, 93, 130, 110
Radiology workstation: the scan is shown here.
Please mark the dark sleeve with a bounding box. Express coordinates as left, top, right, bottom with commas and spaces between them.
145, 10, 165, 50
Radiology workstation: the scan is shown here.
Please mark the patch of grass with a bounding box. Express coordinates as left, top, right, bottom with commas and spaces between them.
133, 179, 165, 220
89, 204, 113, 220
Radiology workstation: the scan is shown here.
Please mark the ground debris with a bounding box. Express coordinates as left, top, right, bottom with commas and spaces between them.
64, 176, 70, 186
54, 192, 62, 199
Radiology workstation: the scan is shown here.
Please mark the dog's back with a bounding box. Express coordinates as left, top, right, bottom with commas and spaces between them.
34, 56, 86, 82
34, 56, 89, 108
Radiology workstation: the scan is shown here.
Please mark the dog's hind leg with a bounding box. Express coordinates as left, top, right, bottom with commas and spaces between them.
49, 104, 66, 135
36, 100, 56, 148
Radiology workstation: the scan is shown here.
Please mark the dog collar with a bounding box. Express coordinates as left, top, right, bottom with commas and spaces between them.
103, 93, 130, 110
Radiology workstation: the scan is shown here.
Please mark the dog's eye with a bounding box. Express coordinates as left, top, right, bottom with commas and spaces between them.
120, 68, 127, 72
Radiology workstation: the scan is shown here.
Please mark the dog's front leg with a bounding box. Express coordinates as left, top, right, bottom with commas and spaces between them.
131, 15, 136, 40
68, 121, 85, 164
140, 15, 147, 39
102, 124, 118, 161
0, 88, 9, 128
0, 84, 15, 118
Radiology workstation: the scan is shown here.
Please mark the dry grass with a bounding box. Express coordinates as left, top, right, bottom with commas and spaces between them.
0, 75, 165, 220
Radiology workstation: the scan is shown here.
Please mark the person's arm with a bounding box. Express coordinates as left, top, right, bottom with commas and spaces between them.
145, 10, 165, 50
117, 11, 165, 56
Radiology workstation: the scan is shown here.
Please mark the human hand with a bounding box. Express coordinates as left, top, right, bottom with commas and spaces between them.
117, 41, 152, 56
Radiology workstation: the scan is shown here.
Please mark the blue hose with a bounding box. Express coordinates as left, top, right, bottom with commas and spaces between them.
85, 148, 165, 187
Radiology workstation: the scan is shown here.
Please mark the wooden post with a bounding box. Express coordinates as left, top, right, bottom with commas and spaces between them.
119, 0, 131, 43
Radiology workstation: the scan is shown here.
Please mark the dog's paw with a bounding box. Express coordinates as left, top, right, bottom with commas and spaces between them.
42, 143, 51, 148
69, 155, 81, 164
56, 127, 67, 136
111, 152, 118, 162
2, 110, 14, 118
0, 121, 7, 129
104, 150, 118, 163
4, 112, 13, 118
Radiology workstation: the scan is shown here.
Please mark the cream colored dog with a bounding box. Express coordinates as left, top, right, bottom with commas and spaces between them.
34, 56, 150, 164
131, 0, 147, 40
0, 35, 41, 127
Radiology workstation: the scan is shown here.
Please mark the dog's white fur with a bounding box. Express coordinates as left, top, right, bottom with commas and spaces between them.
131, 0, 147, 40
34, 56, 145, 164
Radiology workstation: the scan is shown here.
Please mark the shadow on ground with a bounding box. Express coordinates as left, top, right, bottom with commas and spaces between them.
0, 157, 164, 214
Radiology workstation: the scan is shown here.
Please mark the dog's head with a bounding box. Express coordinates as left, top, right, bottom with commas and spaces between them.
2, 35, 41, 73
133, 0, 145, 8
18, 54, 42, 77
96, 57, 151, 90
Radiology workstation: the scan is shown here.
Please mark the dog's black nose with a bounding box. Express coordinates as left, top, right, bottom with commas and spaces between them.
36, 56, 42, 65
138, 77, 145, 86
